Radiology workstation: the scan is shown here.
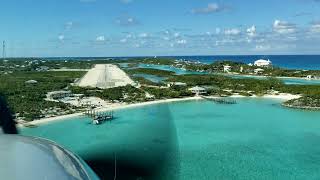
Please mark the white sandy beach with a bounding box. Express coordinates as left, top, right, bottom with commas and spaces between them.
20, 94, 301, 127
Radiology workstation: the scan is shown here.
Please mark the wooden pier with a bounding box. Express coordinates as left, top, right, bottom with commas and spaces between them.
84, 109, 114, 125
201, 96, 237, 104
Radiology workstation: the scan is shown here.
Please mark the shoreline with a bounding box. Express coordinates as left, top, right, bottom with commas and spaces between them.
220, 73, 320, 82
20, 94, 300, 127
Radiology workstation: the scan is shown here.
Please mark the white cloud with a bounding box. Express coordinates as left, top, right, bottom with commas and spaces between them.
273, 20, 296, 34
58, 35, 65, 41
96, 35, 106, 42
139, 33, 149, 38
174, 32, 180, 38
255, 45, 271, 51
120, 38, 127, 43
216, 28, 221, 34
163, 37, 170, 41
65, 22, 73, 30
126, 34, 133, 38
177, 39, 187, 44
120, 0, 133, 4
192, 3, 225, 14
224, 28, 241, 35
80, 0, 96, 3
116, 16, 139, 26
247, 25, 256, 37
311, 22, 320, 33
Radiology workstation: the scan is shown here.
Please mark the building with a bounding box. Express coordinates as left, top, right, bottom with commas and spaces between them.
189, 86, 207, 95
36, 66, 49, 72
47, 91, 72, 100
223, 65, 232, 73
254, 68, 264, 74
167, 82, 187, 87
25, 80, 38, 84
254, 59, 272, 67
306, 75, 314, 79
240, 66, 244, 73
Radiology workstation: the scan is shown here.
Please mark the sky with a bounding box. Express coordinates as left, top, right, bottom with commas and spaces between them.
1, 0, 320, 57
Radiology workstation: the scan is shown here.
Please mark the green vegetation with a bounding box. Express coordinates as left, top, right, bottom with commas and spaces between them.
141, 86, 192, 99
283, 95, 320, 110
0, 71, 86, 120
131, 76, 162, 86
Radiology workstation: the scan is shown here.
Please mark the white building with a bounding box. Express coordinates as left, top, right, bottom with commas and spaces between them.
167, 82, 187, 87
25, 80, 38, 84
306, 75, 314, 79
223, 65, 232, 73
47, 91, 72, 100
189, 86, 207, 95
254, 59, 272, 67
254, 68, 265, 74
36, 66, 49, 72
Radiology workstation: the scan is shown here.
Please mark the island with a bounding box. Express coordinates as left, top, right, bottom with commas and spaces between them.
1, 57, 320, 125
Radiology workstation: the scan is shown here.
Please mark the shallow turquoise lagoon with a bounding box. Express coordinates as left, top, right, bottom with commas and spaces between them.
137, 64, 320, 85
133, 73, 167, 83
21, 98, 320, 179
228, 74, 320, 85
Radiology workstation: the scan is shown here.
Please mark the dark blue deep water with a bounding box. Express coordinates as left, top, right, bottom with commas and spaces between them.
167, 55, 320, 70
44, 55, 320, 70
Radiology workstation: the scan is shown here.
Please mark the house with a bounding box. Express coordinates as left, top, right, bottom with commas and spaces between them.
36, 66, 49, 72
167, 82, 187, 87
306, 75, 314, 79
189, 86, 207, 95
47, 91, 72, 100
25, 80, 38, 84
223, 65, 232, 73
254, 59, 272, 67
254, 68, 264, 74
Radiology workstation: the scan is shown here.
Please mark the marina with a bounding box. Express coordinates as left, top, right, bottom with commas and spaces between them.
201, 96, 237, 104
84, 109, 114, 125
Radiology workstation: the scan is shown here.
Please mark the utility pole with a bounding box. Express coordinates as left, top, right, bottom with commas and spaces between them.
2, 41, 6, 59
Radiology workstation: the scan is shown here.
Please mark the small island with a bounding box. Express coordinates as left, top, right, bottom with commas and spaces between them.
283, 95, 320, 110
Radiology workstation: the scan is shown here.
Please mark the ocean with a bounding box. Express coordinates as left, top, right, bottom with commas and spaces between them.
21, 98, 320, 180
44, 55, 320, 70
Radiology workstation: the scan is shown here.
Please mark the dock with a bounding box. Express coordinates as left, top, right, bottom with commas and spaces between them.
84, 109, 114, 125
201, 96, 237, 104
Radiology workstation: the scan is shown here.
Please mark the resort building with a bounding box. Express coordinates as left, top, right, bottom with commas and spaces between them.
167, 82, 187, 87
254, 59, 272, 67
36, 66, 49, 72
254, 68, 265, 74
223, 65, 232, 73
25, 80, 38, 84
47, 91, 72, 100
77, 64, 135, 89
189, 86, 207, 95
306, 75, 318, 80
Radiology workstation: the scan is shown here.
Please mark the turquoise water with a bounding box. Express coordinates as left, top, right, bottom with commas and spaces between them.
21, 98, 320, 179
227, 74, 320, 85
133, 73, 167, 83
136, 64, 320, 85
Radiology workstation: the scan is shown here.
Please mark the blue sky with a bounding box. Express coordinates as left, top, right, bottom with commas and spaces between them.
1, 0, 320, 57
